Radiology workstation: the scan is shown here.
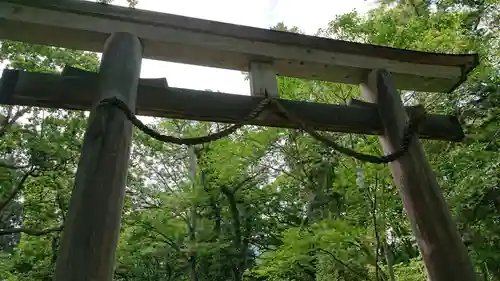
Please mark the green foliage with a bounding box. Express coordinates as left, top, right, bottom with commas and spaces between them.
251, 220, 375, 281
393, 257, 427, 281
0, 0, 498, 280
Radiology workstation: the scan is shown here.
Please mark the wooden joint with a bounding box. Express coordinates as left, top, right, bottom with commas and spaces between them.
249, 61, 279, 97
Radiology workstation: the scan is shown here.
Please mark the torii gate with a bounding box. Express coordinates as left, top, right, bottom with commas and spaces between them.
0, 1, 479, 281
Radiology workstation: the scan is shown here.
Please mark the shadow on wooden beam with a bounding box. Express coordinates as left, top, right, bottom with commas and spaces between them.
0, 68, 464, 141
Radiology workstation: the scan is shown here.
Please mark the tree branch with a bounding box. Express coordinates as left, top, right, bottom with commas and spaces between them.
0, 226, 63, 236
0, 168, 36, 214
0, 161, 30, 170
371, 174, 381, 281
140, 221, 180, 251
55, 180, 67, 223
0, 107, 30, 138
317, 248, 373, 281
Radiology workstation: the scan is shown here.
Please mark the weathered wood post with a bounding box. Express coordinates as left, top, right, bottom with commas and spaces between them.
249, 61, 279, 122
54, 32, 142, 281
249, 61, 279, 97
361, 69, 476, 281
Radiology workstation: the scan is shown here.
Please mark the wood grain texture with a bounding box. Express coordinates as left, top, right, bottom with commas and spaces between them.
249, 61, 279, 97
0, 68, 464, 141
0, 0, 478, 92
53, 33, 142, 281
361, 69, 476, 281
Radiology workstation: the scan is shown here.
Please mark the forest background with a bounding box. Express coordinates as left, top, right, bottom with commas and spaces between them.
0, 0, 499, 280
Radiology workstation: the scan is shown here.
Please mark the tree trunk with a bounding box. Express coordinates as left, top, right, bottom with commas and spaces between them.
383, 241, 396, 281
187, 146, 198, 281
222, 187, 244, 281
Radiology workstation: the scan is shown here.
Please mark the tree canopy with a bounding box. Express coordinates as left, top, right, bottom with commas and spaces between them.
0, 0, 499, 280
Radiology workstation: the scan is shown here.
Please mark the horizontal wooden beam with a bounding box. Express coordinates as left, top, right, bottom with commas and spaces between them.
0, 68, 464, 141
0, 0, 477, 93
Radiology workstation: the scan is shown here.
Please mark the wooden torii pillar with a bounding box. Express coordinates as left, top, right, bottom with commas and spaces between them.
248, 62, 477, 281
0, 1, 478, 281
361, 69, 477, 281
52, 32, 142, 281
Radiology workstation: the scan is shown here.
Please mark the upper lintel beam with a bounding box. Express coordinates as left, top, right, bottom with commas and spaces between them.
0, 0, 478, 93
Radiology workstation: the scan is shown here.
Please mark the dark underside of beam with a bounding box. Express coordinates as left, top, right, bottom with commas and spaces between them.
0, 68, 464, 141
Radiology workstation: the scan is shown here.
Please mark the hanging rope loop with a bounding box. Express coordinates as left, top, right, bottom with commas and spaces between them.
97, 95, 425, 164
97, 96, 271, 145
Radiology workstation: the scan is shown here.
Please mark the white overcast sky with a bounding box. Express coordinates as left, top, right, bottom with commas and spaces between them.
104, 0, 375, 95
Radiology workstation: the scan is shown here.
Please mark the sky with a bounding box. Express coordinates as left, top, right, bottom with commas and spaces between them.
104, 0, 376, 95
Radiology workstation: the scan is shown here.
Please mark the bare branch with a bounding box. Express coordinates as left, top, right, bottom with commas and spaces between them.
0, 161, 30, 170
0, 226, 63, 236
232, 172, 264, 193
54, 178, 67, 223
371, 173, 381, 281
0, 168, 36, 214
140, 221, 180, 251
317, 248, 373, 281
487, 128, 500, 147
0, 107, 30, 138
